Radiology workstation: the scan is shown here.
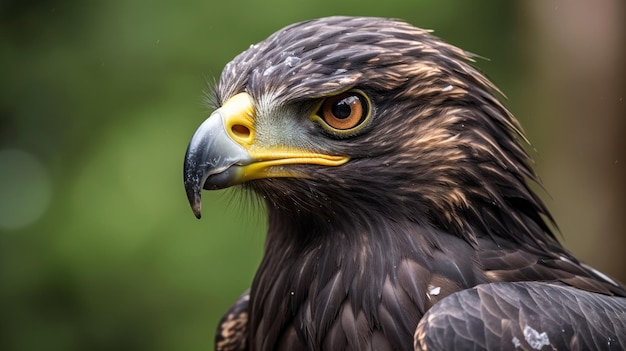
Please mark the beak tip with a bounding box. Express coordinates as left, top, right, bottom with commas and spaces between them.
184, 173, 204, 219
192, 201, 202, 219
185, 187, 203, 219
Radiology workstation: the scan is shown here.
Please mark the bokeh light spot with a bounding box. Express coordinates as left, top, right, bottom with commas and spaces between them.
0, 149, 52, 231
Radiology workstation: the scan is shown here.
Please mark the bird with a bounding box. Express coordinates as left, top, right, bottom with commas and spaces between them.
183, 16, 626, 351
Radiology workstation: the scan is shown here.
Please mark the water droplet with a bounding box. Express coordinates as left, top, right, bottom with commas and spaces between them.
512, 336, 521, 348
523, 325, 550, 350
284, 56, 301, 68
427, 285, 441, 297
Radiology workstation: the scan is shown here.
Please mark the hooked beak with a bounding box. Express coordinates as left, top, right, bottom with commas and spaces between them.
183, 92, 348, 218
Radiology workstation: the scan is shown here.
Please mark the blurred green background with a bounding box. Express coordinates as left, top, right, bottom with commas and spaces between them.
1, 0, 624, 350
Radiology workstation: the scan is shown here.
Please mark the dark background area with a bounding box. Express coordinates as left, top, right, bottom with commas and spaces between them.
1, 0, 624, 350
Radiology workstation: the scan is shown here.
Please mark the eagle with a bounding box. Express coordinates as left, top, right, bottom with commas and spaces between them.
183, 17, 626, 350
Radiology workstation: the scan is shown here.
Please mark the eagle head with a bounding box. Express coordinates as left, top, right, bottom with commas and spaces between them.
184, 16, 551, 247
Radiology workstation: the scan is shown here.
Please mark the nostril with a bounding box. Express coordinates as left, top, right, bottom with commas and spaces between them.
231, 124, 251, 139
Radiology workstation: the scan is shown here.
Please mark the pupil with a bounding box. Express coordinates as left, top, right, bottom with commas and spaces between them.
332, 97, 355, 119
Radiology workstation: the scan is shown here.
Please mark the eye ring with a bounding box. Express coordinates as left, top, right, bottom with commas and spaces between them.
312, 90, 371, 135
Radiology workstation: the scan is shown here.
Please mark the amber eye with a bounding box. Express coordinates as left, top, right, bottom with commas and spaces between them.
314, 90, 371, 134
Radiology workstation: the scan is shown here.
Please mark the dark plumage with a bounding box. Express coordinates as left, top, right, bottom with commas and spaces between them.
183, 16, 626, 350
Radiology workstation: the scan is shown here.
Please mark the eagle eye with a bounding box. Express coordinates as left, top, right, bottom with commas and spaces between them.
313, 90, 371, 135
